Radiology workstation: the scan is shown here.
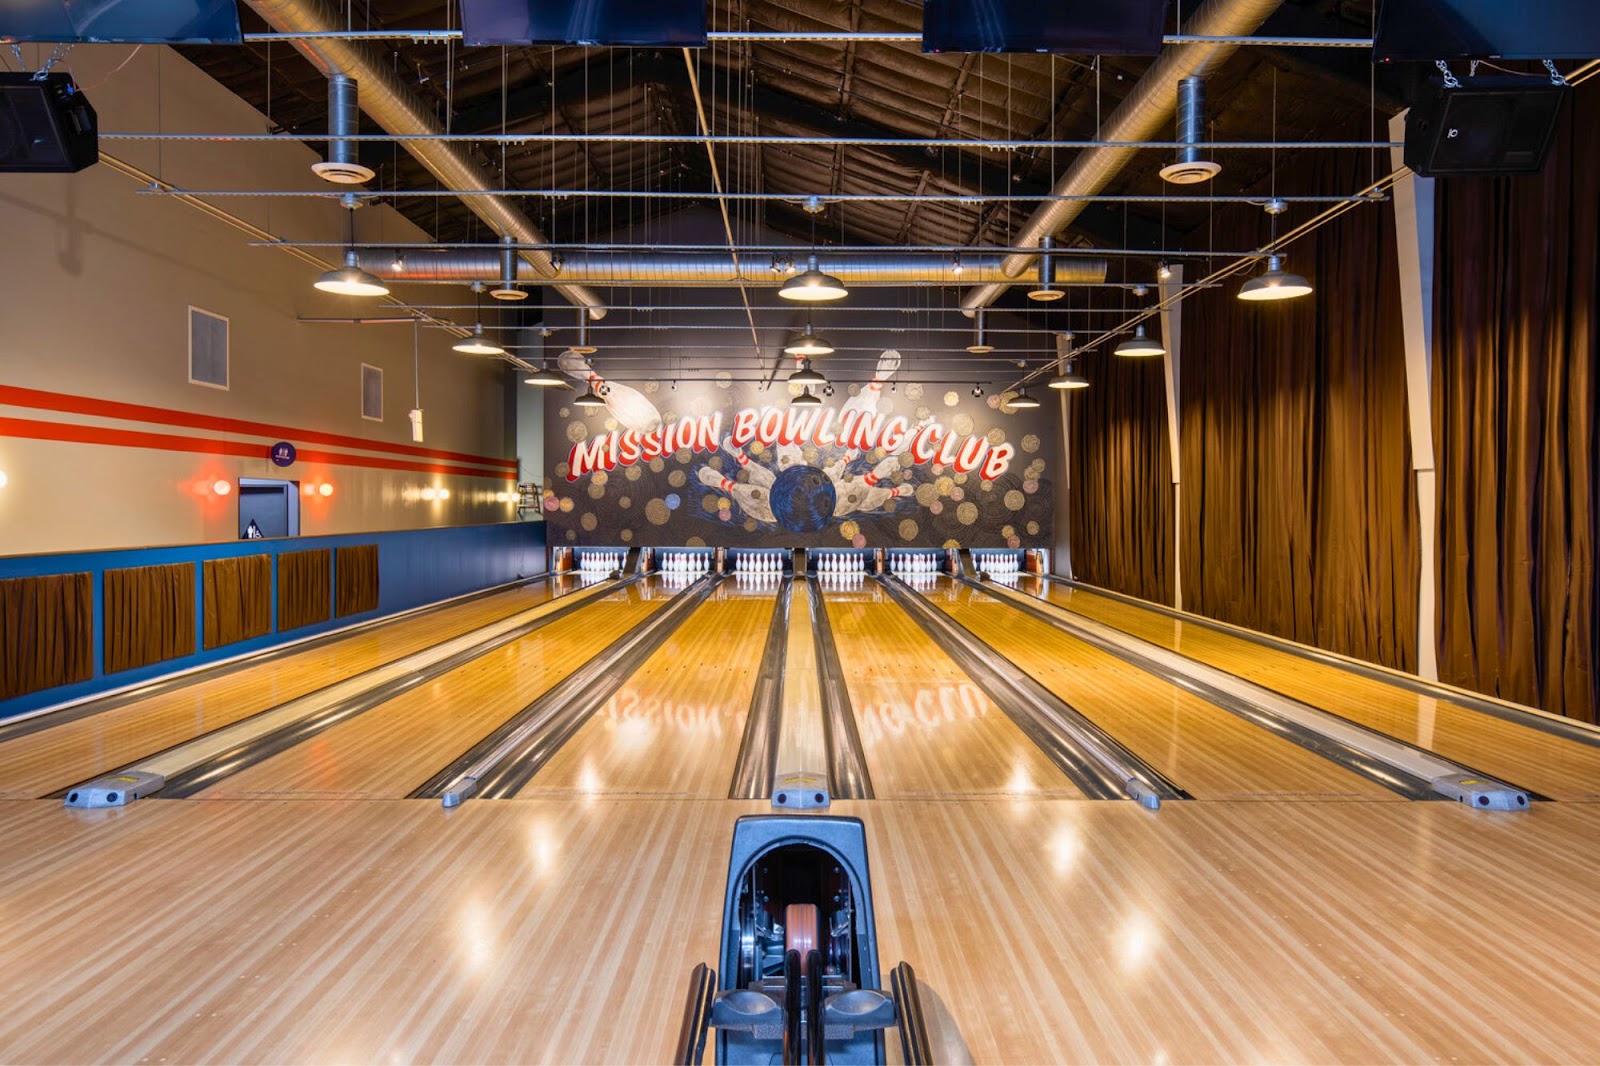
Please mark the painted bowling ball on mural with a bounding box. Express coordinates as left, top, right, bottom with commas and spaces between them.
770, 465, 837, 534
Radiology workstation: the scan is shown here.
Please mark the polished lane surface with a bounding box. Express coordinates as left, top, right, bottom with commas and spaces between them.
820, 580, 1085, 799
520, 578, 778, 798
1020, 579, 1600, 800
0, 575, 595, 799
925, 579, 1397, 801
199, 578, 671, 799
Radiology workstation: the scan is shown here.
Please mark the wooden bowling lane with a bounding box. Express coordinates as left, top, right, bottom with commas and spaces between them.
0, 576, 595, 800
857, 799, 1600, 1064
819, 582, 1085, 799
1026, 580, 1600, 801
196, 580, 669, 799
5, 796, 1600, 1063
927, 580, 1397, 801
517, 580, 779, 798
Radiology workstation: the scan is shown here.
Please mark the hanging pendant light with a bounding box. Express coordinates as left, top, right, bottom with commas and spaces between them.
780, 255, 848, 302
1114, 324, 1166, 358
453, 323, 504, 356
523, 363, 564, 386
788, 359, 827, 387
1008, 388, 1042, 409
573, 388, 606, 408
791, 386, 823, 406
784, 323, 834, 357
1048, 368, 1090, 390
1047, 331, 1086, 388
1238, 254, 1313, 301
314, 249, 389, 297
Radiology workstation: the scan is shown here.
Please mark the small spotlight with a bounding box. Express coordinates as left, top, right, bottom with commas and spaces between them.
971, 383, 984, 398
1156, 260, 1172, 282
438, 488, 450, 500
212, 479, 232, 496
421, 487, 438, 501
318, 482, 334, 497
302, 484, 316, 496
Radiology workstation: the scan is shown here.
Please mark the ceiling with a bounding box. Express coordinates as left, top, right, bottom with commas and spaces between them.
180, 0, 1399, 294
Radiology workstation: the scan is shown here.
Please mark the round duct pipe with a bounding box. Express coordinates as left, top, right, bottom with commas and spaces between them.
311, 75, 375, 185
1160, 77, 1221, 184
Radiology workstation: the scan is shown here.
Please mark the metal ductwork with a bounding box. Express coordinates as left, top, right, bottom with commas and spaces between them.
1159, 77, 1222, 185
243, 0, 606, 317
352, 250, 1108, 288
310, 75, 374, 185
961, 0, 1284, 314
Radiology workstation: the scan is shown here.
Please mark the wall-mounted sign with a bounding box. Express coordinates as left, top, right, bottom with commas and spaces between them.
269, 441, 297, 467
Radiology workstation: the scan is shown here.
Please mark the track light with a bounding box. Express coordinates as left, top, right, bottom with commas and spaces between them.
1238, 254, 1313, 302
1114, 324, 1166, 357
971, 383, 984, 398
788, 359, 827, 387
1008, 388, 1041, 409
791, 387, 823, 406
523, 363, 564, 386
452, 323, 504, 356
573, 389, 606, 408
784, 328, 834, 357
780, 255, 848, 302
1156, 260, 1173, 282
314, 250, 389, 297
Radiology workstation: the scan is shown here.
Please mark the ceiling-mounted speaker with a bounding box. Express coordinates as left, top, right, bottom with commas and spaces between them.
0, 74, 98, 174
1403, 76, 1567, 178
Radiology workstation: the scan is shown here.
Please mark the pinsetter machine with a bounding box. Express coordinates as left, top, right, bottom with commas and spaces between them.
675, 816, 931, 1065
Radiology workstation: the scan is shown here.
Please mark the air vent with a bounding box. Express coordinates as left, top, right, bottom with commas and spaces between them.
361, 364, 383, 421
188, 306, 228, 389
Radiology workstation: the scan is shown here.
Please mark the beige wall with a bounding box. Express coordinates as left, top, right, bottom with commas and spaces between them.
0, 44, 526, 556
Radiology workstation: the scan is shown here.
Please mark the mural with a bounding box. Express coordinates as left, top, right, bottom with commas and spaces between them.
542, 348, 1057, 549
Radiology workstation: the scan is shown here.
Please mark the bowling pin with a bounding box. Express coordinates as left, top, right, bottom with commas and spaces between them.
556, 350, 664, 432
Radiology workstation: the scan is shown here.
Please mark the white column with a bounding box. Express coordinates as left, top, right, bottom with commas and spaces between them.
1390, 111, 1440, 681
1158, 265, 1184, 611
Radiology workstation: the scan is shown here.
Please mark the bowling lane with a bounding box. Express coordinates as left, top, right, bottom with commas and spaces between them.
1019, 579, 1600, 800
927, 580, 1397, 801
821, 581, 1086, 799
0, 574, 597, 799
197, 578, 673, 799
520, 578, 780, 798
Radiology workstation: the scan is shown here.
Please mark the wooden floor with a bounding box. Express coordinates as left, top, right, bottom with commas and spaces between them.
0, 576, 592, 799
1019, 579, 1600, 800
2, 797, 1599, 1064
925, 580, 1396, 801
5, 571, 1600, 1063
822, 580, 1084, 799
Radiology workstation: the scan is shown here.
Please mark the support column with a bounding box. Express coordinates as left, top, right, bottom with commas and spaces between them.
1390, 112, 1440, 680
1157, 266, 1184, 611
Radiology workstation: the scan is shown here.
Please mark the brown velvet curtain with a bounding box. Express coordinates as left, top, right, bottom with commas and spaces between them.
104, 563, 196, 675
277, 549, 332, 632
335, 545, 380, 617
1068, 350, 1174, 604
1433, 83, 1599, 722
1176, 153, 1418, 669
203, 555, 272, 649
0, 573, 93, 700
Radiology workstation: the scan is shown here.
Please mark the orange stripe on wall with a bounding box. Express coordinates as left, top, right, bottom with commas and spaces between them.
0, 385, 518, 471
0, 417, 515, 481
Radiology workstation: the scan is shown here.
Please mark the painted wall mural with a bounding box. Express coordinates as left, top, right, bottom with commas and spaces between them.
542, 349, 1057, 549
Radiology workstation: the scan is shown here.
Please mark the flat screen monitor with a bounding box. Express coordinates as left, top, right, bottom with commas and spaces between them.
0, 0, 242, 44
1375, 0, 1600, 61
460, 0, 707, 47
922, 0, 1168, 55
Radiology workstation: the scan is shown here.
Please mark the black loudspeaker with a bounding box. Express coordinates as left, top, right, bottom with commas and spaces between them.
0, 73, 98, 173
1404, 75, 1568, 178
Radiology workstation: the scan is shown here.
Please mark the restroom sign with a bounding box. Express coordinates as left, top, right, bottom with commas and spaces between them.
269, 441, 297, 467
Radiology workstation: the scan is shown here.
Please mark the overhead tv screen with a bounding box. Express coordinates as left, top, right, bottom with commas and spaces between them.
460, 0, 707, 47
922, 0, 1169, 55
0, 0, 243, 44
1375, 0, 1600, 61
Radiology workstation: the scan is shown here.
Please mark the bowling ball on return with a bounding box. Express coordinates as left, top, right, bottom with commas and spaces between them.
770, 465, 837, 534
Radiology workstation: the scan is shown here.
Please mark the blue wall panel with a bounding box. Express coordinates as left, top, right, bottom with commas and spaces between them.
0, 520, 548, 719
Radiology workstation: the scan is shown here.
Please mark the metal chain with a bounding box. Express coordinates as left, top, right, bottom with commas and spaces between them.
1435, 59, 1461, 89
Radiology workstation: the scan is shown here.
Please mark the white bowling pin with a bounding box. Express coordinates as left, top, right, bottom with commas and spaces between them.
556, 350, 664, 432
839, 349, 902, 423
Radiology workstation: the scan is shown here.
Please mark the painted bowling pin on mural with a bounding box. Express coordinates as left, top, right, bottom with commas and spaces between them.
697, 467, 777, 524
722, 438, 776, 488
557, 349, 664, 432
833, 455, 908, 517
